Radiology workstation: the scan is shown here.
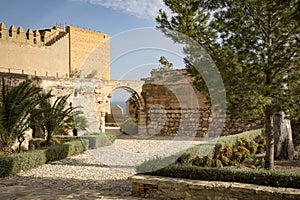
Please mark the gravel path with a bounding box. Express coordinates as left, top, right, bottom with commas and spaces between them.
0, 137, 203, 199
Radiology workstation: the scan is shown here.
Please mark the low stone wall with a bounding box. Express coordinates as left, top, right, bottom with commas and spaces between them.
129, 175, 300, 200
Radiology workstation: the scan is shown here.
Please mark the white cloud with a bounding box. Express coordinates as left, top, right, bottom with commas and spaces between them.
77, 0, 169, 19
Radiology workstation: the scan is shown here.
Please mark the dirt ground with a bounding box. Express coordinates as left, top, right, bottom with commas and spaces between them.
274, 159, 300, 171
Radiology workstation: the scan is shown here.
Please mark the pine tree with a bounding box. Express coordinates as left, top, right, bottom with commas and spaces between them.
157, 0, 300, 170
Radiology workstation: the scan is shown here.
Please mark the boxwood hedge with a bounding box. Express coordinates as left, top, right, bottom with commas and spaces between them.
0, 140, 86, 177
143, 164, 300, 189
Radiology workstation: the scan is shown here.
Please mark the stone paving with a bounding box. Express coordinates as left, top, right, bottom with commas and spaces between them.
0, 136, 203, 200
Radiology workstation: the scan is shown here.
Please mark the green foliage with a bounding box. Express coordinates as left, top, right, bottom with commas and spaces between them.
80, 133, 115, 149
216, 129, 264, 148
120, 119, 138, 135
0, 140, 86, 177
144, 164, 300, 189
137, 130, 266, 172
71, 110, 88, 132
0, 78, 50, 152
176, 133, 266, 168
43, 141, 86, 161
292, 121, 300, 146
138, 130, 266, 172
0, 149, 47, 177
54, 135, 81, 143
29, 138, 47, 149
253, 135, 267, 153
137, 154, 179, 173
150, 56, 174, 75
157, 0, 300, 169
36, 94, 77, 142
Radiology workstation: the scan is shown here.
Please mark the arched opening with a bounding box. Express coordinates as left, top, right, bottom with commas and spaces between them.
102, 86, 144, 134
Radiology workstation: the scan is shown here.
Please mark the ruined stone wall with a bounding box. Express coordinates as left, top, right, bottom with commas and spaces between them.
143, 69, 263, 137
0, 72, 102, 133
68, 26, 110, 80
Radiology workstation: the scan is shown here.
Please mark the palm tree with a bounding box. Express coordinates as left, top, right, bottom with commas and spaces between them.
70, 110, 88, 136
37, 94, 77, 144
0, 78, 48, 153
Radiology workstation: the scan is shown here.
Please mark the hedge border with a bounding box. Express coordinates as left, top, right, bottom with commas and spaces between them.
143, 164, 300, 189
0, 140, 86, 177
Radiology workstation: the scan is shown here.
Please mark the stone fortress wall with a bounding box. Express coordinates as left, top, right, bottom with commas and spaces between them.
0, 22, 262, 137
0, 22, 110, 80
142, 69, 263, 137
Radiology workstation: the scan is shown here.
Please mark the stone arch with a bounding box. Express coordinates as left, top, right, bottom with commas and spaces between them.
95, 80, 145, 132
103, 85, 145, 114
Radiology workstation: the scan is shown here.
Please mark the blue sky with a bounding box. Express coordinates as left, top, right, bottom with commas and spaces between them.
0, 0, 186, 106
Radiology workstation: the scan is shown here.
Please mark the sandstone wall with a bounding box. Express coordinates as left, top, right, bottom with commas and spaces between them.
143, 69, 263, 137
0, 23, 111, 80
68, 26, 110, 80
0, 34, 69, 78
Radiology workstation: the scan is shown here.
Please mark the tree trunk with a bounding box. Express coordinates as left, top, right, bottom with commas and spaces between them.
265, 108, 275, 170
18, 136, 25, 153
274, 112, 294, 160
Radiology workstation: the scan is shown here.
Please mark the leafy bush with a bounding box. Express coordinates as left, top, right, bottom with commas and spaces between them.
120, 119, 138, 135
176, 133, 266, 168
144, 164, 300, 189
217, 129, 263, 148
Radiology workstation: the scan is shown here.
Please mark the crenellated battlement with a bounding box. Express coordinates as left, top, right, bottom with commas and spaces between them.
0, 22, 66, 46
0, 21, 110, 80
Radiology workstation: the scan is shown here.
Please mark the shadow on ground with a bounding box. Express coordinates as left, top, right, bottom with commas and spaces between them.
0, 175, 133, 200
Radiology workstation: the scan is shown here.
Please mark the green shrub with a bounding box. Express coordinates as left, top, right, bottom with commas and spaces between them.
120, 119, 138, 135
137, 155, 179, 173
254, 135, 266, 153
80, 133, 115, 149
0, 140, 86, 177
217, 129, 263, 148
54, 135, 81, 143
144, 164, 300, 189
0, 149, 47, 177
43, 140, 86, 161
106, 133, 116, 143
29, 138, 46, 149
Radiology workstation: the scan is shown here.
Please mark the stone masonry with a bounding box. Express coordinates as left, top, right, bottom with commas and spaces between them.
0, 23, 110, 80
142, 69, 263, 137
130, 175, 300, 200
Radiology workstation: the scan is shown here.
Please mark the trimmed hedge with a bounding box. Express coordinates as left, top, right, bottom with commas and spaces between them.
0, 140, 86, 177
0, 133, 117, 178
42, 141, 86, 162
143, 164, 300, 189
0, 149, 47, 177
80, 133, 116, 149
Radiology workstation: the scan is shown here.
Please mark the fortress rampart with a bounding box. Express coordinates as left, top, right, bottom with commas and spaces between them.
0, 23, 110, 80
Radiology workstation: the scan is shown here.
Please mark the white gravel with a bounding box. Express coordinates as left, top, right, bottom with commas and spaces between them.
1, 138, 203, 196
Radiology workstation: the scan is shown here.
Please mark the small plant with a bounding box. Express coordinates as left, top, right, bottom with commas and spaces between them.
120, 119, 138, 135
